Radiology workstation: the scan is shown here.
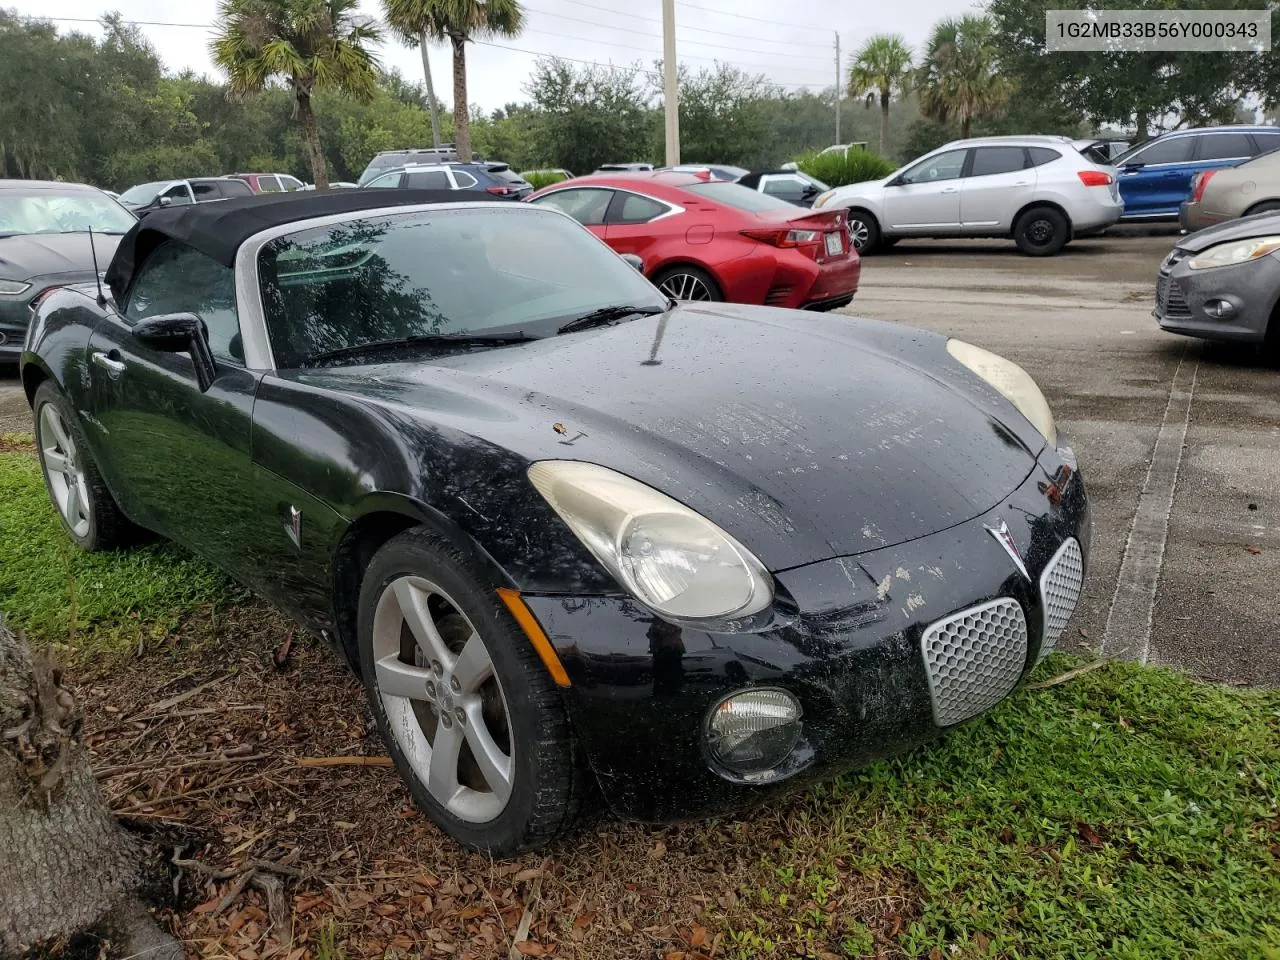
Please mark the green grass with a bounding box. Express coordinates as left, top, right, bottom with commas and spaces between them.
731, 656, 1280, 959
523, 170, 571, 190
797, 148, 897, 188
0, 444, 231, 656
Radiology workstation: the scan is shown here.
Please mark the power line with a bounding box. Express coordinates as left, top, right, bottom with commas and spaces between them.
675, 0, 833, 36
534, 0, 832, 48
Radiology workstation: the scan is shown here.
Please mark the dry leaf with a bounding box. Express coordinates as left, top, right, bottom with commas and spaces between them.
888, 914, 904, 937
1245, 545, 1262, 554
648, 840, 667, 860
373, 904, 398, 917
975, 931, 992, 952
573, 913, 596, 929
513, 942, 547, 957
665, 953, 686, 960
690, 925, 707, 947
513, 868, 544, 884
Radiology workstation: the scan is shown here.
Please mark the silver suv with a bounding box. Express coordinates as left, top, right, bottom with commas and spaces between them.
813, 136, 1124, 256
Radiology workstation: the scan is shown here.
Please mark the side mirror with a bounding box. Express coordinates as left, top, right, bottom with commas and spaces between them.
620, 253, 644, 272
158, 196, 172, 207
133, 312, 217, 391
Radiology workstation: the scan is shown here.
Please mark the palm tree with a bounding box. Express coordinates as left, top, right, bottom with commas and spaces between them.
382, 0, 445, 149
211, 0, 381, 189
401, 0, 524, 163
916, 15, 1008, 140
847, 34, 912, 156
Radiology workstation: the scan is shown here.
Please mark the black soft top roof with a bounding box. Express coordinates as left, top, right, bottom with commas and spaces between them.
105, 189, 504, 300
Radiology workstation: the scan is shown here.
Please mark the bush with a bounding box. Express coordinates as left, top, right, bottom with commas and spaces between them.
796, 147, 897, 187
523, 170, 571, 190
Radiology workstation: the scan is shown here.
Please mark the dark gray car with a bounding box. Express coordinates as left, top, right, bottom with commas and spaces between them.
117, 177, 253, 218
1154, 211, 1280, 346
0, 180, 134, 363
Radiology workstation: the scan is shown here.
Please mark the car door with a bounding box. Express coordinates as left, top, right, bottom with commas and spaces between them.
85, 241, 264, 580
529, 187, 614, 242
191, 180, 222, 205
218, 179, 255, 200
1117, 136, 1194, 216
880, 148, 969, 233
1191, 132, 1260, 194
405, 169, 452, 191
603, 191, 682, 260
960, 146, 1035, 233
366, 171, 407, 189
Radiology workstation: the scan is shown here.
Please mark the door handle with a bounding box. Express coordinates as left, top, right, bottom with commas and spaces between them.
91, 351, 125, 378
941, 186, 959, 193
1013, 180, 1031, 186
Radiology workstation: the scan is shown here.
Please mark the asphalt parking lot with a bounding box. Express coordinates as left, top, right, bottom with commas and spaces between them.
850, 231, 1279, 686
1, 231, 1275, 686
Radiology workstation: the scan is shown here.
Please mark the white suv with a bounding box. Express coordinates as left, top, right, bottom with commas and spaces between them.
813, 136, 1124, 256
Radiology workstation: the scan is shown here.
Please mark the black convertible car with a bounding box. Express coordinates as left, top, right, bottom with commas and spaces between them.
20, 191, 1089, 854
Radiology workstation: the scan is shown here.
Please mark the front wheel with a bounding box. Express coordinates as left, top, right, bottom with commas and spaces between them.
1013, 206, 1069, 256
846, 209, 881, 254
357, 528, 582, 855
652, 265, 722, 303
33, 381, 131, 550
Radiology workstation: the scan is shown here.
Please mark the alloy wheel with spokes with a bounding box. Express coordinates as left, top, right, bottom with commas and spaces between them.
372, 575, 514, 823
847, 218, 871, 252
38, 401, 92, 539
655, 268, 718, 302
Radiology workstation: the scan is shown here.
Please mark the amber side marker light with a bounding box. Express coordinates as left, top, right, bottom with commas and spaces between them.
496, 588, 571, 687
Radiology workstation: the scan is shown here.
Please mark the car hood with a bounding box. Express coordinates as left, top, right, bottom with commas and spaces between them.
0, 232, 121, 281
1179, 210, 1280, 251
299, 306, 1045, 571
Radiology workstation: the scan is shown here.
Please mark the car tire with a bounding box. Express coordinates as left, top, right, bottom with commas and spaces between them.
652, 265, 722, 302
846, 209, 880, 254
1244, 201, 1280, 217
357, 527, 583, 855
33, 380, 131, 551
1013, 206, 1069, 256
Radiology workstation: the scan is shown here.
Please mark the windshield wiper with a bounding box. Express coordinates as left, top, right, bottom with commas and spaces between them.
304, 331, 535, 366
557, 304, 666, 335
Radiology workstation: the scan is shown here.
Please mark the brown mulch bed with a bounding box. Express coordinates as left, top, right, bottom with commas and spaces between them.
77, 602, 910, 960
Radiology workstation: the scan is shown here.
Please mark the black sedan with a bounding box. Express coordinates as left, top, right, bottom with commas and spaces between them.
20, 191, 1089, 854
0, 180, 134, 363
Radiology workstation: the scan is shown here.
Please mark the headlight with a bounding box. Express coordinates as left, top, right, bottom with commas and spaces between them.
812, 190, 835, 208
947, 339, 1056, 443
0, 280, 31, 297
1187, 235, 1280, 270
705, 688, 802, 777
527, 460, 773, 621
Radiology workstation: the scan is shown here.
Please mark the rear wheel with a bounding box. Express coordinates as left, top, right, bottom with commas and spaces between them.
1244, 200, 1280, 217
33, 381, 131, 551
357, 528, 582, 855
846, 209, 881, 254
652, 265, 721, 302
1013, 206, 1069, 256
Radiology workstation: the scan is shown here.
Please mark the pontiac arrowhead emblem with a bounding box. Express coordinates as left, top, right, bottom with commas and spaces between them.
985, 520, 1030, 582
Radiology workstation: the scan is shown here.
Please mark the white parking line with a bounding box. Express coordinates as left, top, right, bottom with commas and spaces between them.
1101, 342, 1201, 662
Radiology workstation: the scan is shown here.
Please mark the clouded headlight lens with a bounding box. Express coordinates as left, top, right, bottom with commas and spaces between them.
1187, 235, 1280, 270
812, 190, 835, 208
947, 339, 1056, 443
528, 461, 773, 621
0, 280, 31, 296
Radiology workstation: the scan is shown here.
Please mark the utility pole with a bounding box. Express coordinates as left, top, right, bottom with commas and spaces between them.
662, 0, 680, 165
834, 31, 841, 144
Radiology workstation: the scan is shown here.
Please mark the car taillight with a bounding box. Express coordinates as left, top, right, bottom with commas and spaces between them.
1192, 170, 1216, 203
741, 228, 822, 247
485, 185, 518, 195
1077, 170, 1114, 187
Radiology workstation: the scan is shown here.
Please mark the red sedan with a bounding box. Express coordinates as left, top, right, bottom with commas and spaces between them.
526, 171, 860, 310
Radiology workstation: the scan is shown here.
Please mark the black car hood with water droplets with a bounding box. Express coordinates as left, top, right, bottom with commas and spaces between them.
291, 304, 1045, 572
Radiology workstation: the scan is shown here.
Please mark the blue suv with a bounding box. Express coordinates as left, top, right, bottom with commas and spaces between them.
1114, 126, 1280, 220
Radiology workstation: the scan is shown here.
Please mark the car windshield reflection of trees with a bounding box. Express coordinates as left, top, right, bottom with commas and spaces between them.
258, 210, 665, 369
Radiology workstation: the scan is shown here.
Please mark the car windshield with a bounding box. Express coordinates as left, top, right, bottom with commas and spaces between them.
0, 188, 136, 236
259, 206, 667, 368
118, 181, 172, 205
682, 181, 800, 212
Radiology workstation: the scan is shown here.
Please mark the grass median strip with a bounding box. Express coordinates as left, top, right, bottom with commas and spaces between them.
2, 434, 1277, 957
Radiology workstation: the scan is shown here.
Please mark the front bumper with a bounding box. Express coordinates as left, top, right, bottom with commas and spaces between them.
1154, 249, 1280, 344
0, 298, 31, 362
524, 444, 1089, 820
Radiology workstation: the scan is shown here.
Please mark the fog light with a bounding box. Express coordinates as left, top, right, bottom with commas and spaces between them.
1205, 299, 1235, 319
705, 688, 802, 776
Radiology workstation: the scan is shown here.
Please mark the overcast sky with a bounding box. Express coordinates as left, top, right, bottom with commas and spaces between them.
8, 0, 980, 110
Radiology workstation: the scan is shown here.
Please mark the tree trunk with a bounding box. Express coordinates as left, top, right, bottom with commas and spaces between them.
1134, 108, 1150, 143
879, 90, 890, 155
451, 33, 471, 163
960, 113, 972, 139
419, 30, 442, 150
0, 620, 181, 959
296, 90, 329, 190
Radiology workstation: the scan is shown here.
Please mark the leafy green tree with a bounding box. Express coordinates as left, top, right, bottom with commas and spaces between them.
665, 63, 777, 169
916, 15, 1008, 139
525, 58, 655, 173
211, 0, 382, 189
399, 0, 525, 164
381, 0, 447, 148
847, 34, 913, 155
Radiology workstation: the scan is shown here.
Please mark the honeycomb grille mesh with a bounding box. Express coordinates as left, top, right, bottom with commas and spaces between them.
1038, 537, 1084, 661
922, 598, 1028, 727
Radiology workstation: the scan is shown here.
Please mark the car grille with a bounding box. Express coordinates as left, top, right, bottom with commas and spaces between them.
1156, 274, 1191, 318
921, 598, 1028, 727
1037, 537, 1084, 662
